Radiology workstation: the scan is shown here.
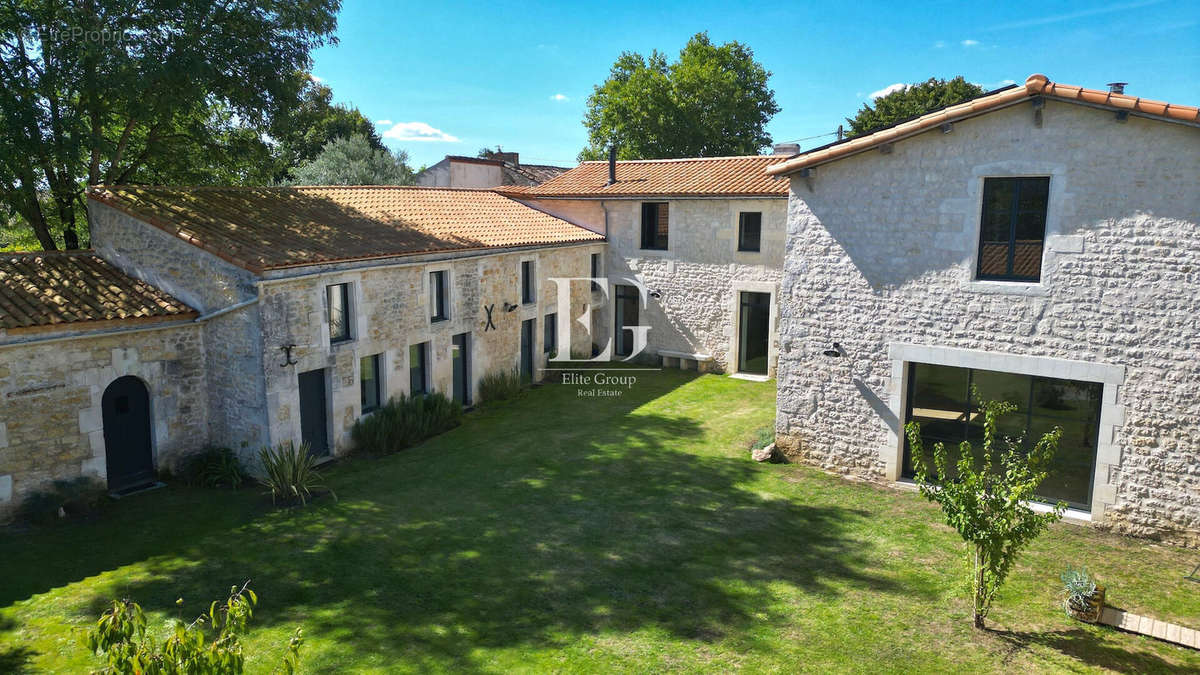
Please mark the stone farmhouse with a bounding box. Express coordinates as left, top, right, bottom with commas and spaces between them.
0, 73, 1197, 547
416, 152, 569, 189
768, 74, 1200, 545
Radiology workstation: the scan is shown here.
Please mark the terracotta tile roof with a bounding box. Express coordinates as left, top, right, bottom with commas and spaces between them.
768, 74, 1200, 176
88, 186, 604, 273
0, 251, 196, 332
504, 156, 790, 198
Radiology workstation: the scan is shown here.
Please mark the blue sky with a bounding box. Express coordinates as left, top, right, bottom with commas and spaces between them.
310, 0, 1200, 169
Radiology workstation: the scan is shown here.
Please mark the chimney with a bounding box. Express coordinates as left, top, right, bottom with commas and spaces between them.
772, 142, 801, 156
607, 145, 617, 185
493, 151, 519, 166
1107, 82, 1127, 95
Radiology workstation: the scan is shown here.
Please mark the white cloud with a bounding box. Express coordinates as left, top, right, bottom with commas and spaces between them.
868, 83, 907, 100
549, 93, 569, 102
961, 39, 980, 46
380, 122, 460, 143
933, 40, 946, 48
374, 119, 393, 126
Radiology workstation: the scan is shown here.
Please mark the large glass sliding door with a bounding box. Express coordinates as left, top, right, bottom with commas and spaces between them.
903, 362, 1102, 510
737, 292, 770, 374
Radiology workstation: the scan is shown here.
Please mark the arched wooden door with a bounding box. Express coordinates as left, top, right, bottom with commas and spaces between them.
102, 376, 156, 494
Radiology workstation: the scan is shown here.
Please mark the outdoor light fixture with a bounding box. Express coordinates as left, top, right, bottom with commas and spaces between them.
503, 302, 519, 312
822, 342, 844, 358
648, 290, 662, 299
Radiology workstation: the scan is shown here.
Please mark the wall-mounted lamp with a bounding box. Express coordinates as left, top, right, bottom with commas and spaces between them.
503, 302, 519, 313
822, 342, 844, 358
648, 290, 662, 299
279, 343, 298, 368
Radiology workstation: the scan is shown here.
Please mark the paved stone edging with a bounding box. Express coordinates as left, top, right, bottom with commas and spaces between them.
1100, 607, 1199, 649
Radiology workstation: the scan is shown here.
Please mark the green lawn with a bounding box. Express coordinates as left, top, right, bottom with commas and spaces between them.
2, 370, 1199, 672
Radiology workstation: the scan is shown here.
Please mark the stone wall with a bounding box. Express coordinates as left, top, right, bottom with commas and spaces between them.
775, 100, 1200, 545
88, 200, 270, 455
258, 243, 603, 454
0, 323, 207, 513
597, 198, 787, 374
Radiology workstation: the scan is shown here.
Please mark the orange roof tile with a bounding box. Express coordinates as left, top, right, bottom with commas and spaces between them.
88, 186, 604, 273
0, 251, 196, 332
768, 74, 1200, 176
504, 156, 790, 198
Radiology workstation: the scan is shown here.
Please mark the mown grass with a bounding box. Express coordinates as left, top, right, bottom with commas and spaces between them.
1, 370, 1198, 673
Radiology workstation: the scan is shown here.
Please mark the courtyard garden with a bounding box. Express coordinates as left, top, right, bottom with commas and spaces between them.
1, 370, 1198, 672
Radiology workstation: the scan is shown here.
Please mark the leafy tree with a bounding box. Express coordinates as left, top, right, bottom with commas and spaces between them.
580, 32, 780, 161
845, 76, 985, 138
0, 0, 339, 250
905, 396, 1065, 629
86, 582, 303, 674
290, 134, 414, 186
268, 74, 383, 182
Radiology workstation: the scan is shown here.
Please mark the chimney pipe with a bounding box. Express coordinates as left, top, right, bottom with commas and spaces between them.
607, 145, 617, 185
1107, 82, 1127, 95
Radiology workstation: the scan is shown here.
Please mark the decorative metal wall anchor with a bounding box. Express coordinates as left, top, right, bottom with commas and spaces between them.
483, 304, 497, 332
279, 344, 298, 367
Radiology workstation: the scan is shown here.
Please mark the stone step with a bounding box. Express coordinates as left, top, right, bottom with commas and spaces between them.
1099, 606, 1199, 650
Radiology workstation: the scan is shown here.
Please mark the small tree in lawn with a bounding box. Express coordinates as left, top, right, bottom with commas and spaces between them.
905, 396, 1066, 629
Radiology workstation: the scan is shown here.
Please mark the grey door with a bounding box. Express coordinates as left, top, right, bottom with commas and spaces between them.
520, 319, 535, 382
452, 332, 471, 406
298, 368, 329, 456
738, 292, 770, 375
614, 284, 639, 357
102, 376, 155, 494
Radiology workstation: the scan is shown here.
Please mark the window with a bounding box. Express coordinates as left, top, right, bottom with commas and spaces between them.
977, 177, 1050, 282
904, 363, 1102, 509
521, 260, 536, 304
544, 313, 557, 356
640, 202, 669, 250
409, 342, 428, 396
430, 271, 448, 322
360, 354, 382, 413
590, 253, 601, 292
738, 212, 762, 252
327, 283, 351, 343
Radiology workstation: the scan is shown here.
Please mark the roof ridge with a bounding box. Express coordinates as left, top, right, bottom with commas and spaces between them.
91, 184, 507, 193
577, 155, 782, 164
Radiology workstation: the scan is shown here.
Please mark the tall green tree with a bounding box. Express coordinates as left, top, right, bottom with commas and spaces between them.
269, 74, 382, 182
0, 0, 340, 250
845, 76, 985, 138
580, 32, 780, 161
290, 135, 414, 186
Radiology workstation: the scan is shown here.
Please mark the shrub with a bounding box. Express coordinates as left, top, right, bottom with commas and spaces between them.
479, 368, 523, 404
174, 446, 248, 489
350, 392, 462, 455
748, 426, 774, 451
86, 582, 303, 674
15, 476, 108, 526
1062, 565, 1098, 613
258, 442, 333, 506
905, 394, 1065, 629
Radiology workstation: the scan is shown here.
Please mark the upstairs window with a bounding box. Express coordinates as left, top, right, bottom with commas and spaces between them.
327, 283, 351, 343
590, 253, 601, 292
409, 342, 429, 396
977, 177, 1050, 282
430, 271, 448, 322
521, 260, 536, 305
360, 354, 382, 413
640, 202, 669, 250
738, 212, 762, 252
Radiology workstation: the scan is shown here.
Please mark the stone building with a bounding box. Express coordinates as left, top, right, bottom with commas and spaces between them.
415, 152, 568, 188
0, 186, 602, 512
508, 155, 790, 376
767, 74, 1200, 544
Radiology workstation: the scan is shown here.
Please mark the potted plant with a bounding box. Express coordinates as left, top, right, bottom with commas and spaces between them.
1062, 565, 1105, 623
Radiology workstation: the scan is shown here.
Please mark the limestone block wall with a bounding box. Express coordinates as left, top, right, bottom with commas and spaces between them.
0, 323, 207, 513
600, 198, 787, 373
775, 100, 1200, 544
259, 243, 602, 455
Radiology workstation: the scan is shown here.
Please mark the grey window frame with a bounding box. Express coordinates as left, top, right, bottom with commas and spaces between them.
737, 212, 762, 252
409, 342, 429, 396
360, 353, 382, 413
640, 202, 669, 250
975, 177, 1050, 282
430, 270, 449, 322
521, 260, 536, 305
327, 283, 352, 343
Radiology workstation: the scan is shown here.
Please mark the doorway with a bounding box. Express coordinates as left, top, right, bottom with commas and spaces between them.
298, 368, 330, 457
452, 332, 472, 406
738, 291, 770, 375
102, 376, 156, 494
614, 284, 639, 357
520, 319, 535, 383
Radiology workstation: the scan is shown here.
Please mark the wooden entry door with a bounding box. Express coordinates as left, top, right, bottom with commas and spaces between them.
102, 376, 155, 494
298, 368, 330, 457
